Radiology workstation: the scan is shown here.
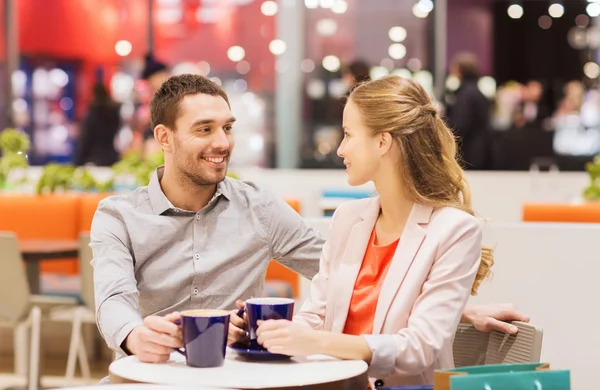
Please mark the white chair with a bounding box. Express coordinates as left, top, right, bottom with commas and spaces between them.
453, 321, 543, 367
50, 232, 95, 385
0, 232, 78, 390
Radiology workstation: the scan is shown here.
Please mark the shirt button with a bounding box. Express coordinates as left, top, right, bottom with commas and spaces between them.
195, 254, 200, 260
193, 288, 199, 294
196, 215, 200, 221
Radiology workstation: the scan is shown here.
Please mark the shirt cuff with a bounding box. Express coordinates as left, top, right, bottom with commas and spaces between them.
362, 334, 398, 378
115, 320, 144, 356
97, 299, 144, 355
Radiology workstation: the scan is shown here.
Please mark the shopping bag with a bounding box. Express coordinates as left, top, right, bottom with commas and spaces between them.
449, 370, 570, 390
434, 363, 570, 390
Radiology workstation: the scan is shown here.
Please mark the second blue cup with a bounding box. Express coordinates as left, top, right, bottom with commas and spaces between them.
245, 297, 294, 350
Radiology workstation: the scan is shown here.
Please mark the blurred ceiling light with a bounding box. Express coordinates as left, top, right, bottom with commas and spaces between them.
157, 0, 180, 5
198, 61, 211, 76
322, 55, 341, 72
538, 15, 552, 29
413, 70, 433, 92
12, 98, 27, 113
446, 75, 461, 91
172, 62, 201, 75
305, 0, 319, 9
380, 58, 395, 71
507, 4, 524, 19
49, 68, 69, 87
301, 59, 316, 73
261, 1, 278, 16
227, 46, 246, 62
329, 79, 348, 98
412, 3, 429, 18
548, 3, 564, 18
236, 61, 251, 75
388, 43, 407, 60
307, 79, 326, 99
392, 68, 412, 79
568, 27, 588, 49
269, 39, 287, 55
370, 66, 390, 81
587, 27, 600, 48
587, 2, 600, 17
316, 19, 338, 36
388, 26, 407, 42
576, 14, 590, 28
584, 62, 600, 78
477, 76, 497, 98
407, 58, 422, 72
233, 79, 248, 93
115, 40, 132, 56
332, 0, 348, 14
60, 97, 74, 111
319, 0, 335, 8
210, 77, 222, 86
418, 0, 434, 13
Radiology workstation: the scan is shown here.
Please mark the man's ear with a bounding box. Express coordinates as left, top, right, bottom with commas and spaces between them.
154, 125, 172, 152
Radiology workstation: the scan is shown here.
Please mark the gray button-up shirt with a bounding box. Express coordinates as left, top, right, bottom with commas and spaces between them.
91, 167, 323, 354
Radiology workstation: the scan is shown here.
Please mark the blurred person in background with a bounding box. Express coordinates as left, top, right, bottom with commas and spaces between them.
445, 52, 491, 170
514, 80, 551, 129
342, 59, 371, 93
75, 83, 121, 166
131, 53, 170, 156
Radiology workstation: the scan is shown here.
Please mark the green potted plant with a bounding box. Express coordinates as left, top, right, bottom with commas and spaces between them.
583, 155, 600, 201
0, 128, 31, 190
36, 163, 76, 194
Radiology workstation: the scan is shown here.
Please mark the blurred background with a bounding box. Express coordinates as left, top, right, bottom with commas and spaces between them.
1, 0, 599, 172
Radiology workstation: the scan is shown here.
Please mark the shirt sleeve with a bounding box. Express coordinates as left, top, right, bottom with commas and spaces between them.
260, 190, 324, 280
90, 199, 143, 355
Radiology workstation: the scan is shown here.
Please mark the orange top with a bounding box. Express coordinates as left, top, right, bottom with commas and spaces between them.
343, 229, 399, 336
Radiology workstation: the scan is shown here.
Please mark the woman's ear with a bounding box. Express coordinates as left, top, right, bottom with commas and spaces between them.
378, 132, 394, 156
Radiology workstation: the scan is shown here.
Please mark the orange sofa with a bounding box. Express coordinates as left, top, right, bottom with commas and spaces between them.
522, 203, 600, 223
0, 193, 303, 296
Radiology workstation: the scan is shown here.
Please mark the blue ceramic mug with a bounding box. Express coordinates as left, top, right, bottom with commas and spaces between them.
238, 297, 294, 350
175, 309, 230, 368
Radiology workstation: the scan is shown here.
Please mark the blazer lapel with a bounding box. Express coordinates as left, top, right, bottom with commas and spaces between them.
372, 203, 433, 334
329, 198, 380, 333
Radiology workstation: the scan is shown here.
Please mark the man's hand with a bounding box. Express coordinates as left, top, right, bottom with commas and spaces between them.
125, 312, 183, 363
463, 303, 530, 334
228, 300, 248, 346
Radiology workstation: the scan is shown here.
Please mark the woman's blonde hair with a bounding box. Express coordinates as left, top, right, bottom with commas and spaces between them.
349, 75, 493, 295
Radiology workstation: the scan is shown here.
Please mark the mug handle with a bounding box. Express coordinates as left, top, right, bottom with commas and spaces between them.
173, 319, 186, 357
236, 307, 251, 341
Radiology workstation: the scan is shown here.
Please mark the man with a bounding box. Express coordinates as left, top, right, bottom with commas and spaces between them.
92, 74, 529, 364
445, 52, 491, 170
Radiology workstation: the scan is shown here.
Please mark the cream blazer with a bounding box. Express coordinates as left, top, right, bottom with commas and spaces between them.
294, 197, 482, 388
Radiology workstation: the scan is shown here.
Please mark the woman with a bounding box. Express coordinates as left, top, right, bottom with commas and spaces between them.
255, 76, 494, 387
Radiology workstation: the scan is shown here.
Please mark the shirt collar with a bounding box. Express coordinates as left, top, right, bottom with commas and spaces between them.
148, 166, 231, 215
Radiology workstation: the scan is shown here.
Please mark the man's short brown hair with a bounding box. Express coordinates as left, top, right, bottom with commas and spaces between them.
150, 74, 230, 130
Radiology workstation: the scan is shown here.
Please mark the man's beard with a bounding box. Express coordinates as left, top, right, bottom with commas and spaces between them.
176, 153, 228, 188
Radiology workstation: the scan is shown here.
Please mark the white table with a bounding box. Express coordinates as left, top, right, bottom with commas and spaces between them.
50, 386, 226, 390
109, 348, 369, 389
